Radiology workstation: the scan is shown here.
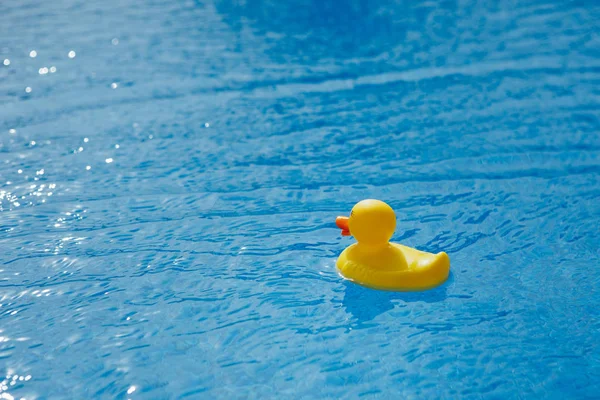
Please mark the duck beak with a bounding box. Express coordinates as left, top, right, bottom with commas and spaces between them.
336, 216, 351, 236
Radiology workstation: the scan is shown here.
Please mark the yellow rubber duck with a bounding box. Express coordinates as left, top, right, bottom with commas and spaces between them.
335, 199, 450, 291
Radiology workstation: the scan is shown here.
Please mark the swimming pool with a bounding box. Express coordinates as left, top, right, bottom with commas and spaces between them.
1, 0, 599, 398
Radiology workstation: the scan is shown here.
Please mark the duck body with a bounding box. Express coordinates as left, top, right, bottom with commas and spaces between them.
335, 199, 450, 292
336, 242, 450, 291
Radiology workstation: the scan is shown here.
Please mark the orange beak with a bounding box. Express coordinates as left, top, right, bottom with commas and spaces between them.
336, 216, 351, 236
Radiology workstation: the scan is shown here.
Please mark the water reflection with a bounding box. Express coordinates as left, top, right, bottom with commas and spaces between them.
341, 271, 452, 326
214, 0, 456, 61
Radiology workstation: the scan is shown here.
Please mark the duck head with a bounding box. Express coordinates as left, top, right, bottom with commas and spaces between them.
336, 199, 396, 247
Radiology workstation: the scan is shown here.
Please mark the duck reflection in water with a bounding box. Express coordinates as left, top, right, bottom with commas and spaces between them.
341, 271, 452, 327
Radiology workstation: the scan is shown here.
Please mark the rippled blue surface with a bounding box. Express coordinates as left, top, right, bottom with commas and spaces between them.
1, 0, 599, 398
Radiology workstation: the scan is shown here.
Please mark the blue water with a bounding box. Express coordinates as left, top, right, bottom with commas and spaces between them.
1, 0, 599, 398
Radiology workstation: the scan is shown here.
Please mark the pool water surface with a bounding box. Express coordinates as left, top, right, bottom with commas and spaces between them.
1, 0, 599, 398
